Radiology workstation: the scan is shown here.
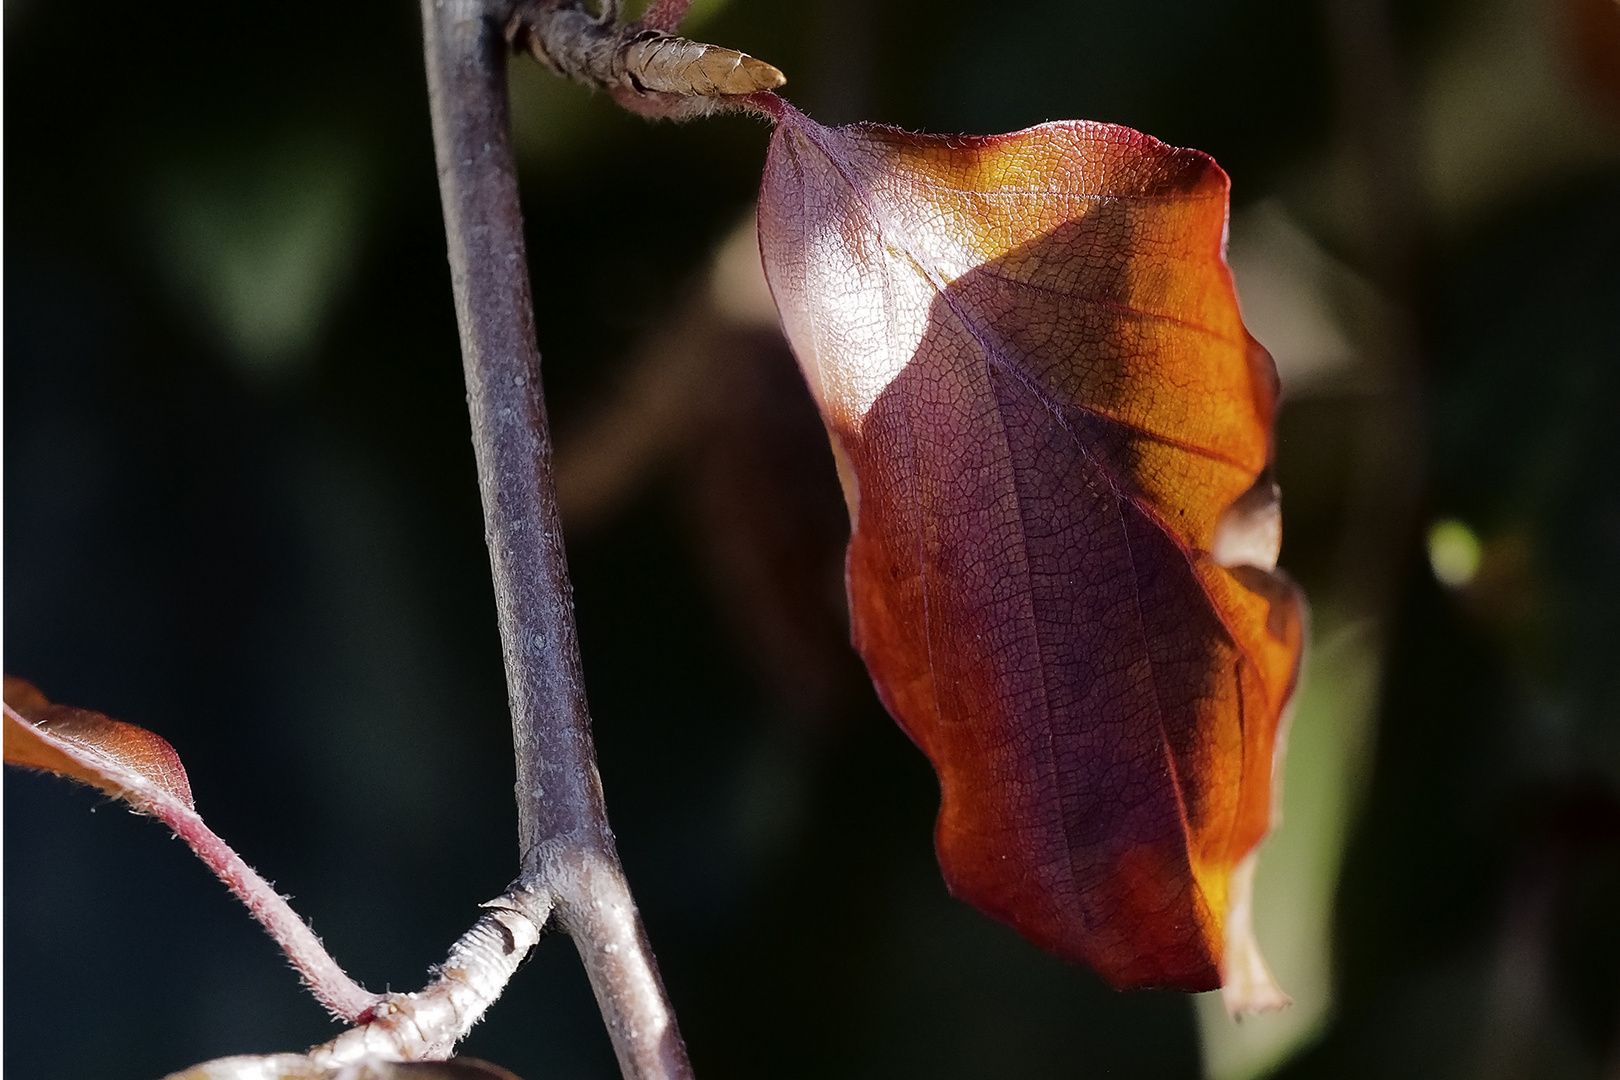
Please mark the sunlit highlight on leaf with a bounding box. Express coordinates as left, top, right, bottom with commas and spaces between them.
757, 100, 1305, 1003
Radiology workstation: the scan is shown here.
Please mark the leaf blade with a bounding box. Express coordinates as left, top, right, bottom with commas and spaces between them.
758, 105, 1305, 999
4, 674, 195, 811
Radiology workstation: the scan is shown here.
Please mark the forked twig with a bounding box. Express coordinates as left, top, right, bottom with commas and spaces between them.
309, 897, 549, 1065
419, 0, 694, 1076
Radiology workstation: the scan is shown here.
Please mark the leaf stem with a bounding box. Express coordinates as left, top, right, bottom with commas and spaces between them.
418, 3, 694, 1077
638, 0, 693, 32
165, 806, 385, 1022
3, 700, 382, 1024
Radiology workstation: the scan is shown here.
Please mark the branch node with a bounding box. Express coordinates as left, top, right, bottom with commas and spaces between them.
506, 0, 784, 119
311, 894, 549, 1065
419, 0, 697, 1072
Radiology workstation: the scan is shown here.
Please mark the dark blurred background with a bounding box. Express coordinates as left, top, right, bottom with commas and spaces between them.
6, 0, 1619, 1077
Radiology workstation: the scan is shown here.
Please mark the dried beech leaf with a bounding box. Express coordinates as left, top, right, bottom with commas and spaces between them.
757, 103, 1304, 1002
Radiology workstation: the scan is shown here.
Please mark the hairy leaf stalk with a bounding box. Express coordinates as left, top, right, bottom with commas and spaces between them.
419, 1, 693, 1076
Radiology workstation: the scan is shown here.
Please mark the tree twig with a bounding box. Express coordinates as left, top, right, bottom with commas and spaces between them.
419, 2, 694, 1077
311, 896, 548, 1064
506, 0, 783, 119
166, 896, 549, 1074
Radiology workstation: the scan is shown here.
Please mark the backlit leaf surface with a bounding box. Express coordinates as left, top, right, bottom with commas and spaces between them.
757, 102, 1304, 1001
4, 674, 195, 810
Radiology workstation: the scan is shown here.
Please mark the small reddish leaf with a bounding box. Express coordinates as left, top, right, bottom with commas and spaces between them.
4, 676, 203, 825
4, 675, 380, 1020
757, 102, 1304, 1002
4, 674, 194, 811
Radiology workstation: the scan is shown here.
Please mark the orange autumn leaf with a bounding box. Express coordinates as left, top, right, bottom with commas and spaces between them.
756, 102, 1304, 1006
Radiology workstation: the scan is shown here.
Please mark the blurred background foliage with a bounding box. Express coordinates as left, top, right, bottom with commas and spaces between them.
5, 0, 1618, 1077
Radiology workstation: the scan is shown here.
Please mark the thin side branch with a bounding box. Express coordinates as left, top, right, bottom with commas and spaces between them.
506, 0, 783, 119
312, 895, 549, 1064
166, 895, 549, 1074
419, 2, 694, 1077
